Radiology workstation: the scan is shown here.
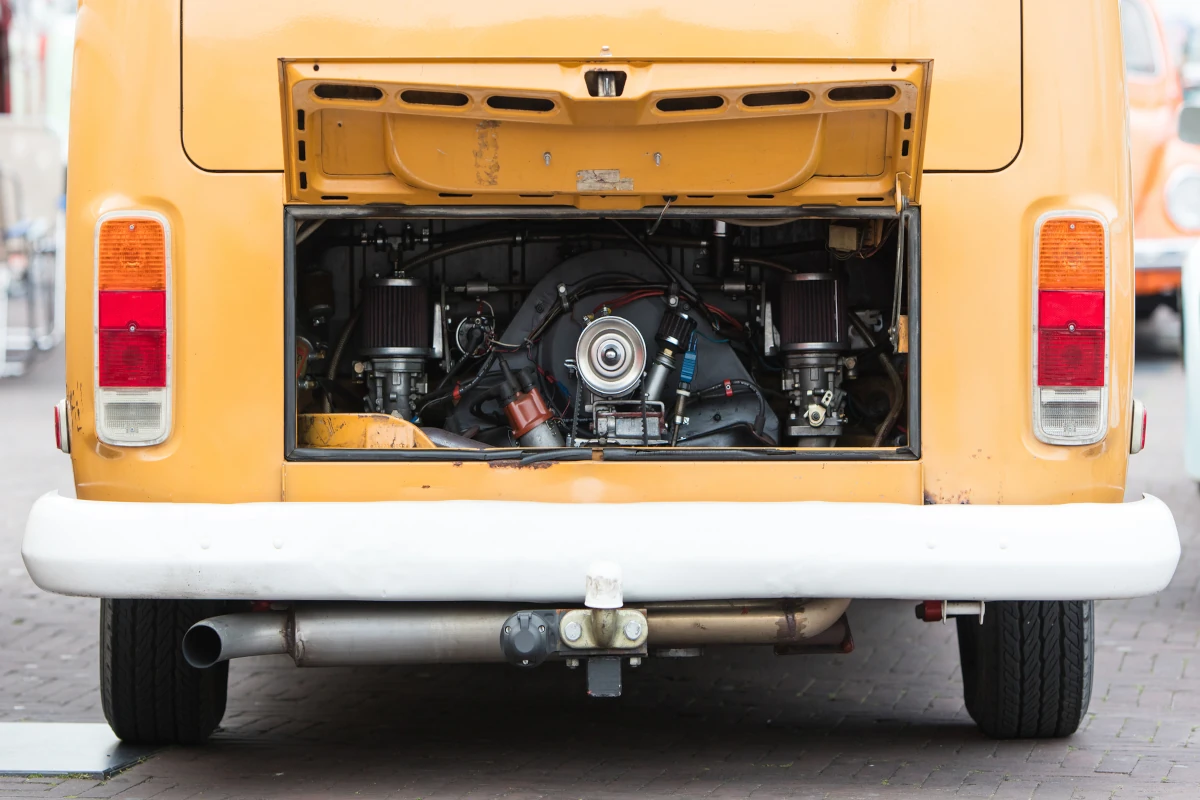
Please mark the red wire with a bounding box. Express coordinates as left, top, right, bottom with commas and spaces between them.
705, 303, 744, 332
592, 290, 745, 335
592, 289, 664, 315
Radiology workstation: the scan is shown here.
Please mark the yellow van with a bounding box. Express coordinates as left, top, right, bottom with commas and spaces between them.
21, 0, 1183, 744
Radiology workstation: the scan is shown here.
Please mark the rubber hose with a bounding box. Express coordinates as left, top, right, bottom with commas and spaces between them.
421, 427, 491, 450
322, 307, 361, 413
848, 313, 904, 447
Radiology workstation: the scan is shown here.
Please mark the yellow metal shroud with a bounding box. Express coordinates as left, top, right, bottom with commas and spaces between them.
63, 0, 1134, 506
279, 60, 930, 207
297, 414, 435, 449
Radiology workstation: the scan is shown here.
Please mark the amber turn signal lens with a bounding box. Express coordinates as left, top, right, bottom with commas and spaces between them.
97, 218, 167, 291
1037, 218, 1105, 290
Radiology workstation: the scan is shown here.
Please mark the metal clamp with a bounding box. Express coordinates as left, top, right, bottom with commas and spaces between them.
559, 608, 648, 650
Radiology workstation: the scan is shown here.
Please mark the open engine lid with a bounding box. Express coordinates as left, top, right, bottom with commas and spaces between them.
280, 60, 931, 209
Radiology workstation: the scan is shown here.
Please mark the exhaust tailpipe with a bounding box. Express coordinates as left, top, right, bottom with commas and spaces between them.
181, 611, 290, 668
182, 599, 851, 669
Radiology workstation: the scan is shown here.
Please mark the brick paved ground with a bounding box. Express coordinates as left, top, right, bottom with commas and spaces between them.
1, 314, 1197, 799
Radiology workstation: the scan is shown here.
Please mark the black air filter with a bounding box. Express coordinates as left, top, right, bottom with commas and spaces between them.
655, 309, 697, 350
360, 277, 431, 355
778, 272, 845, 351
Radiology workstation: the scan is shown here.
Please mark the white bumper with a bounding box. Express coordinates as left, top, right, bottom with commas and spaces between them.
22, 491, 1180, 603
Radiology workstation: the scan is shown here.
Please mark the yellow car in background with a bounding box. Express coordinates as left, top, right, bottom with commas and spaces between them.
21, 0, 1180, 747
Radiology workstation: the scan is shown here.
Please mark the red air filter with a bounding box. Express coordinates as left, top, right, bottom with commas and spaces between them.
778, 272, 845, 352
360, 277, 431, 355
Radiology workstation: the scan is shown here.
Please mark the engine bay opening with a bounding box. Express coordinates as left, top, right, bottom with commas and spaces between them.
286, 209, 918, 461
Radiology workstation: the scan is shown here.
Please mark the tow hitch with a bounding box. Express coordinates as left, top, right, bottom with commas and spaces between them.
500, 562, 648, 697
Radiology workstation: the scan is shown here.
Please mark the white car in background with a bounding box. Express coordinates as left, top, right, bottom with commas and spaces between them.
1176, 111, 1200, 479
1182, 237, 1200, 479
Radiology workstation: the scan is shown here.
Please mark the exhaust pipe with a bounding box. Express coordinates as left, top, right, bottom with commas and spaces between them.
182, 599, 851, 669
182, 611, 290, 669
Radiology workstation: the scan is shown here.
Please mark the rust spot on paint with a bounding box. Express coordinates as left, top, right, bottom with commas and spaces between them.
488, 459, 555, 470
473, 120, 500, 186
69, 383, 85, 434
923, 489, 971, 505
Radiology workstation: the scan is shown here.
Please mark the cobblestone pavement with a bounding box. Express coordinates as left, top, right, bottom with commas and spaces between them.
1, 314, 1197, 799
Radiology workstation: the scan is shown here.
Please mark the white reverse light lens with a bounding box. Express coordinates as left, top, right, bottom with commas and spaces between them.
1166, 167, 1200, 232
95, 388, 169, 445
1036, 387, 1103, 443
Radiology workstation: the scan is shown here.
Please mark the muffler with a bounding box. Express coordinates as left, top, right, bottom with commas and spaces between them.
182, 599, 851, 669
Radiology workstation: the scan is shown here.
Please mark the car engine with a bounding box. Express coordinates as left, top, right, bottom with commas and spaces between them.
293, 216, 909, 454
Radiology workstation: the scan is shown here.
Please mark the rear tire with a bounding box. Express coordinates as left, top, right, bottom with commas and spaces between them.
956, 600, 1093, 739
100, 599, 229, 745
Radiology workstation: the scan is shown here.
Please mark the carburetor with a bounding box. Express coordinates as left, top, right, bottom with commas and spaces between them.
777, 272, 849, 447
359, 276, 431, 419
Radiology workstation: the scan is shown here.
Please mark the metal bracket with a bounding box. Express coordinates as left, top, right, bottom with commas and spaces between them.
586, 656, 623, 697
941, 600, 985, 625
915, 600, 986, 625
560, 608, 648, 651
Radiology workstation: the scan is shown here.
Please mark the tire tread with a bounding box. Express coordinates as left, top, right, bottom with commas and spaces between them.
99, 599, 228, 745
957, 600, 1093, 739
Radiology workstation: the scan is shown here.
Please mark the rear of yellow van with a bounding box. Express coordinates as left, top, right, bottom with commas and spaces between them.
21, 0, 1179, 745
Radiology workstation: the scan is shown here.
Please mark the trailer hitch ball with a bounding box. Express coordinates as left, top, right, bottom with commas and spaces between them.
500, 610, 557, 667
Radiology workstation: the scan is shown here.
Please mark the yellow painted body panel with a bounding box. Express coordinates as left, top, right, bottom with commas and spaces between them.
279, 461, 925, 504
182, 0, 1021, 173
65, 0, 1133, 507
281, 60, 929, 207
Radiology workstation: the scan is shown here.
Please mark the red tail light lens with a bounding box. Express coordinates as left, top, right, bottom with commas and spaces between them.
97, 291, 166, 330
1037, 290, 1104, 329
1036, 290, 1105, 387
1037, 329, 1104, 386
97, 290, 167, 388
98, 329, 168, 387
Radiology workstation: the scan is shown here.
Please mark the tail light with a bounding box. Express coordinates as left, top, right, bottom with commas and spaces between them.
94, 212, 172, 446
54, 398, 70, 454
1032, 212, 1108, 445
1130, 398, 1147, 455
